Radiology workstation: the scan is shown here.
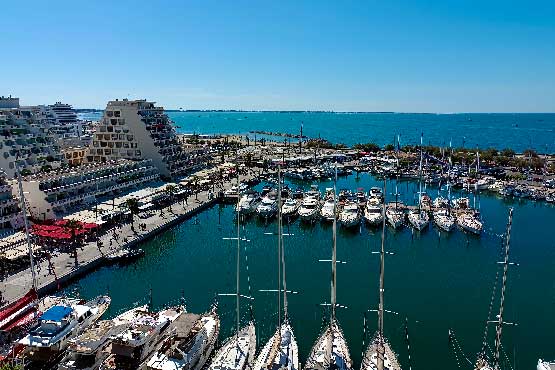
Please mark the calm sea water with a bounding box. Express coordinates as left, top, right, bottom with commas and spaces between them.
79, 111, 555, 153
64, 174, 555, 370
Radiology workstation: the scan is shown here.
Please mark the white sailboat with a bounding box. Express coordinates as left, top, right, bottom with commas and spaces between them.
253, 166, 299, 370
237, 191, 261, 216
305, 168, 352, 370
473, 209, 514, 370
361, 181, 402, 370
433, 208, 455, 232
457, 212, 483, 235
387, 145, 404, 230
408, 134, 429, 231
208, 170, 256, 370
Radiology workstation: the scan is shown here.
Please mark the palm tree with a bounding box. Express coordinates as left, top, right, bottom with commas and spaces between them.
64, 219, 83, 267
125, 198, 140, 233
165, 185, 177, 213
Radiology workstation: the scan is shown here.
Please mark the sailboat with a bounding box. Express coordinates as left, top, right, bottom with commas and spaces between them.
253, 166, 299, 370
408, 134, 429, 231
386, 140, 405, 229
305, 170, 352, 370
361, 181, 402, 370
207, 171, 256, 370
473, 208, 515, 370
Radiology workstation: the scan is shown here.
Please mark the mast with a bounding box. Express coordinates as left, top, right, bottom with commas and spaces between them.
236, 166, 241, 338
494, 208, 513, 368
15, 162, 37, 291
278, 166, 288, 322
331, 166, 338, 320
418, 133, 423, 211
394, 135, 400, 211
377, 179, 387, 370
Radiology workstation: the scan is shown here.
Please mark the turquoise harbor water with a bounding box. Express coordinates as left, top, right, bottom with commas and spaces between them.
64, 174, 555, 370
79, 111, 555, 153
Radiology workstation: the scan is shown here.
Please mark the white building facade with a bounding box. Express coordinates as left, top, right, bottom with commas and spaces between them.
15, 159, 159, 220
88, 99, 203, 179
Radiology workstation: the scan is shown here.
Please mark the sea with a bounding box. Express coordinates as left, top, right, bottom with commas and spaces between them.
78, 111, 555, 153
63, 174, 555, 369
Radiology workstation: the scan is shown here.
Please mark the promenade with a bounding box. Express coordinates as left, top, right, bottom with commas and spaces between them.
0, 181, 238, 304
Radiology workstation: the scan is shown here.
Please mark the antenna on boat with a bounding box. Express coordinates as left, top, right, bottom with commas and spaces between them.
15, 159, 37, 292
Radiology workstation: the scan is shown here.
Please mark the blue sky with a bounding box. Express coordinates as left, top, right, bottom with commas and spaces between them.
3, 0, 555, 112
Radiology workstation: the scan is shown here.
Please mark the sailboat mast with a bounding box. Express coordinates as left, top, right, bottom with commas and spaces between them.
418, 134, 423, 211
279, 167, 289, 321
331, 166, 338, 320
494, 208, 513, 367
277, 166, 283, 328
16, 163, 36, 291
395, 135, 400, 210
377, 179, 388, 370
236, 167, 241, 337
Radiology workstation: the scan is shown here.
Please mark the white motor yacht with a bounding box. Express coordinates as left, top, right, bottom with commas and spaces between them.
101, 305, 184, 369
298, 197, 321, 222
363, 198, 383, 226
20, 296, 111, 362
282, 198, 300, 218
320, 198, 336, 221
146, 306, 220, 370
433, 209, 455, 232
256, 192, 278, 219
236, 191, 261, 216
58, 305, 147, 370
339, 202, 361, 228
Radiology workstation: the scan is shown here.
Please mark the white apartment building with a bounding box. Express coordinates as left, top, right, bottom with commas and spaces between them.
0, 107, 64, 178
0, 173, 23, 229
88, 99, 205, 179
14, 158, 159, 220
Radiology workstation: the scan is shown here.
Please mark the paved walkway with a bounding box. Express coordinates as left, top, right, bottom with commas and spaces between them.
0, 179, 241, 304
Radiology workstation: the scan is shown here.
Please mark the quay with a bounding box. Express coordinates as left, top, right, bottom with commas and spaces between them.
0, 177, 248, 304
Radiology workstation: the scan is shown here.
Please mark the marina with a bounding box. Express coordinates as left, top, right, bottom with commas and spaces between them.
0, 170, 549, 369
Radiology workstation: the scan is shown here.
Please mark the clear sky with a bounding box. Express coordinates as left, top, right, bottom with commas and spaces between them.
3, 0, 555, 112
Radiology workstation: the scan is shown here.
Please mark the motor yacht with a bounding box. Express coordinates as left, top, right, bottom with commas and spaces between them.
363, 198, 383, 226
339, 202, 361, 228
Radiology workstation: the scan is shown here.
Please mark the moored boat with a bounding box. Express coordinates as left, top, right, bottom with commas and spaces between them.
58, 305, 147, 370
433, 208, 455, 232
457, 212, 483, 235
339, 202, 361, 228
20, 295, 111, 363
145, 305, 220, 370
100, 305, 184, 370
407, 209, 429, 231
282, 198, 300, 219
363, 198, 383, 226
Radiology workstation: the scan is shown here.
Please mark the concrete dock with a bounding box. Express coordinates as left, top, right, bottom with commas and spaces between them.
0, 185, 231, 304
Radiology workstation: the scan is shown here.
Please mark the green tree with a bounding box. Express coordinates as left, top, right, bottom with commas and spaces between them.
125, 198, 140, 232
165, 185, 177, 213
500, 148, 515, 157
